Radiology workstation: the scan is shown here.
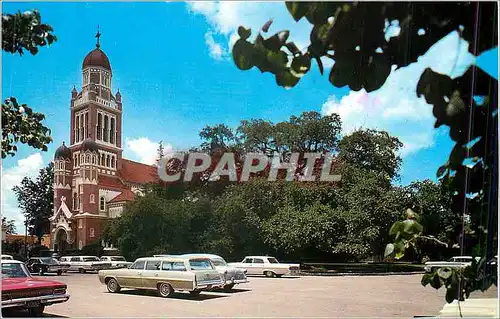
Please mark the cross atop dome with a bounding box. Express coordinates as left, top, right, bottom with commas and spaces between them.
95, 25, 101, 48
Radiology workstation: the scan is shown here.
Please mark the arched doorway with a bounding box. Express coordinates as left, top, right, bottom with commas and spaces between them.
54, 228, 69, 254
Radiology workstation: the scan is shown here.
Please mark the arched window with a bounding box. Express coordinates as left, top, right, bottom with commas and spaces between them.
90, 228, 95, 238
103, 115, 109, 142
78, 240, 83, 250
86, 154, 90, 163
110, 118, 115, 144
75, 116, 80, 142
97, 113, 102, 140
90, 194, 95, 203
100, 196, 106, 211
111, 156, 115, 168
73, 195, 77, 210
106, 155, 110, 167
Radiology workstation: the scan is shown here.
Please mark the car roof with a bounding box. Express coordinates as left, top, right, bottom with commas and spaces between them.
1, 260, 23, 264
136, 256, 189, 262
180, 253, 224, 259
245, 256, 274, 258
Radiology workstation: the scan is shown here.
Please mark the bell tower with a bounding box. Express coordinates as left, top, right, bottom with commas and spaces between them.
69, 28, 123, 181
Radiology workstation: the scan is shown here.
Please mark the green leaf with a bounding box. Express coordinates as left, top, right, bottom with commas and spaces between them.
276, 70, 300, 89
290, 54, 311, 78
384, 243, 394, 257
421, 273, 433, 286
285, 42, 301, 55
445, 285, 458, 303
232, 39, 254, 70
263, 31, 290, 52
430, 273, 443, 289
394, 240, 405, 259
237, 26, 251, 40
285, 2, 308, 21
262, 19, 273, 33
389, 221, 403, 236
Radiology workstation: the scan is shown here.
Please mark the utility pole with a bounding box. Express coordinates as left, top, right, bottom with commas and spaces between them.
24, 216, 28, 259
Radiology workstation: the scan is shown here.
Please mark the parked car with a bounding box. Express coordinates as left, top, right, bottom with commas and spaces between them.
228, 256, 300, 277
98, 256, 224, 297
1, 260, 70, 316
99, 256, 133, 269
59, 256, 111, 273
424, 256, 478, 273
26, 257, 70, 276
178, 254, 248, 292
1, 255, 13, 260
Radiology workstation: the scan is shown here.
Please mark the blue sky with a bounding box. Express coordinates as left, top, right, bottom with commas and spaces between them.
2, 2, 498, 232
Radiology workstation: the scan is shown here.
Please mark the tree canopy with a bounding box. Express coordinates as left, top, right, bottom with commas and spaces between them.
12, 163, 54, 243
1, 9, 56, 158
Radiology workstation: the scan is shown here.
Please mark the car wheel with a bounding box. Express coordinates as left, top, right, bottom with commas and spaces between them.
276, 274, 283, 278
57, 270, 63, 276
79, 268, 86, 274
27, 305, 45, 317
106, 278, 121, 293
223, 283, 235, 292
264, 271, 275, 278
158, 283, 173, 298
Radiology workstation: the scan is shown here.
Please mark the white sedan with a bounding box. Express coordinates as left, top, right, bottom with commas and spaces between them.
228, 256, 300, 277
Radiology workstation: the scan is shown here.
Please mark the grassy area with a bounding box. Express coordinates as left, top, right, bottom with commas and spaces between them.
301, 262, 424, 274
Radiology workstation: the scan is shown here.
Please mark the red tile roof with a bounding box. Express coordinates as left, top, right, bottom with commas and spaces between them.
109, 189, 136, 203
119, 159, 158, 185
99, 175, 127, 190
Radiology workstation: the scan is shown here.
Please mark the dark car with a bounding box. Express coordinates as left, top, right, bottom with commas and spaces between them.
26, 257, 70, 276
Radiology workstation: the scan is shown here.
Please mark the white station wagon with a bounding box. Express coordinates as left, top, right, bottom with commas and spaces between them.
228, 256, 300, 277
59, 256, 111, 273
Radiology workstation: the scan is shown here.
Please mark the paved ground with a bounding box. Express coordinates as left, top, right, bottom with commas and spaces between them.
3, 272, 498, 317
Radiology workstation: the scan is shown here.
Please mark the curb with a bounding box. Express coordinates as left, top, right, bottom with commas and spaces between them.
298, 271, 425, 277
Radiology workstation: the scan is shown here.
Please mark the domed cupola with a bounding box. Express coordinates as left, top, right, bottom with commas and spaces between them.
82, 48, 111, 72
54, 142, 71, 160
81, 137, 99, 153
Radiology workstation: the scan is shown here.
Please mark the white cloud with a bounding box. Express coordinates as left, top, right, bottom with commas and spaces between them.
205, 31, 226, 60
187, 1, 312, 60
2, 153, 45, 233
322, 31, 475, 157
125, 137, 173, 165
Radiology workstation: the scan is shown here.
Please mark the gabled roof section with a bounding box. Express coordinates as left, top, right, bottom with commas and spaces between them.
108, 189, 136, 203
49, 199, 73, 221
119, 159, 158, 185
99, 175, 127, 190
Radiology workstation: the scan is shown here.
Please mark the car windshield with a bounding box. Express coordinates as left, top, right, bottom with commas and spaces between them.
2, 263, 30, 278
211, 258, 227, 266
268, 257, 279, 264
83, 257, 99, 262
40, 257, 58, 264
189, 259, 214, 270
110, 257, 126, 261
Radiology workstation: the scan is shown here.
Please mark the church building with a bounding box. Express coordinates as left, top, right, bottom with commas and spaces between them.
50, 35, 158, 253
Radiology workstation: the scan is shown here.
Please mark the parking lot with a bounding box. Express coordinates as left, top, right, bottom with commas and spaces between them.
3, 273, 498, 317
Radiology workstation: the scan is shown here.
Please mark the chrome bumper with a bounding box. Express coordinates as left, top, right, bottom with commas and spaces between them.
48, 266, 69, 272
195, 280, 224, 290
2, 293, 70, 309
226, 278, 248, 285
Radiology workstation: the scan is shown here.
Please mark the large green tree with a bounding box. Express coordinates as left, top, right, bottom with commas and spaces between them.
2, 10, 56, 158
12, 163, 54, 243
231, 2, 497, 302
